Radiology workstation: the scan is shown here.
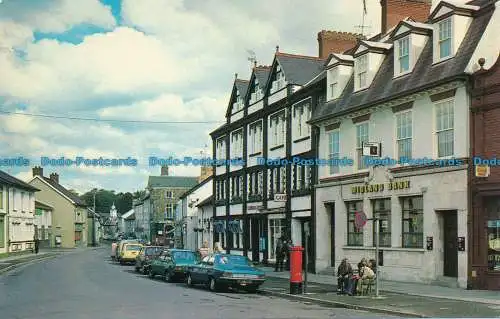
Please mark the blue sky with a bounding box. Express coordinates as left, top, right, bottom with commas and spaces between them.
0, 0, 385, 196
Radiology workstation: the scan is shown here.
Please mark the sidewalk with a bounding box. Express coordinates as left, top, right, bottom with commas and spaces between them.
259, 267, 500, 317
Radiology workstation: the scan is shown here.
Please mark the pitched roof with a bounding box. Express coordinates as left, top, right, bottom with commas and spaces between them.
310, 6, 494, 123
35, 200, 53, 210
147, 176, 199, 188
272, 53, 325, 87
179, 176, 212, 199
225, 79, 250, 117
0, 170, 39, 192
196, 195, 213, 207
41, 176, 87, 206
121, 209, 135, 220
244, 65, 272, 103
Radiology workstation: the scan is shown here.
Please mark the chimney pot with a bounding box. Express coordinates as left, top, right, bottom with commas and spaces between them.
380, 0, 432, 35
32, 166, 43, 177
49, 173, 59, 184
276, 45, 279, 53
161, 166, 169, 176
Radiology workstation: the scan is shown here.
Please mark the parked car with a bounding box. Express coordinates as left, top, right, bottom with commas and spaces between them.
185, 254, 265, 293
119, 243, 143, 265
148, 249, 199, 282
135, 246, 164, 274
116, 239, 139, 261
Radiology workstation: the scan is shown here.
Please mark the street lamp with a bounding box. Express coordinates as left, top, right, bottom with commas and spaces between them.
92, 190, 97, 247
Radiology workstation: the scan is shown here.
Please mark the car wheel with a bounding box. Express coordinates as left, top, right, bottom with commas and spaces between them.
148, 271, 155, 279
209, 277, 218, 292
142, 266, 148, 275
164, 270, 172, 282
245, 286, 258, 293
186, 274, 193, 287
135, 266, 140, 272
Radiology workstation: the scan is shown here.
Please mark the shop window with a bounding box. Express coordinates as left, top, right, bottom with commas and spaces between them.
401, 196, 424, 248
486, 198, 500, 271
269, 218, 285, 259
347, 201, 363, 246
372, 198, 391, 247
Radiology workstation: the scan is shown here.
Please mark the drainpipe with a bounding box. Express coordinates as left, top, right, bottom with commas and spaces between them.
5, 186, 10, 252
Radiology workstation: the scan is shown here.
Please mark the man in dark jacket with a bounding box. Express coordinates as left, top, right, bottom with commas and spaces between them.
274, 237, 285, 272
337, 258, 353, 294
34, 236, 40, 254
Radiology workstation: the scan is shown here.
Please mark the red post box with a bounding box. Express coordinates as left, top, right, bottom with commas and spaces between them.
289, 246, 303, 294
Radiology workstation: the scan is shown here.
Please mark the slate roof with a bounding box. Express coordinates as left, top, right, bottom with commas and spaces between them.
41, 176, 87, 207
273, 53, 325, 87
235, 79, 249, 99
196, 195, 213, 208
254, 66, 271, 86
0, 170, 39, 192
121, 209, 135, 220
310, 5, 494, 123
147, 176, 199, 189
179, 176, 212, 200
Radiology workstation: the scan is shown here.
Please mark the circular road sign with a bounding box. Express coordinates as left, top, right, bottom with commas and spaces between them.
354, 211, 367, 229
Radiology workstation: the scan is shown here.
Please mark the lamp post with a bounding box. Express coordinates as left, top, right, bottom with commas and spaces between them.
93, 190, 97, 247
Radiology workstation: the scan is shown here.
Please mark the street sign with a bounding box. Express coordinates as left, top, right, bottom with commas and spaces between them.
274, 194, 287, 202
362, 142, 381, 157
475, 165, 490, 177
354, 211, 367, 228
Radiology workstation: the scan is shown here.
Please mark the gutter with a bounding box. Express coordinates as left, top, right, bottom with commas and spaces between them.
308, 75, 470, 125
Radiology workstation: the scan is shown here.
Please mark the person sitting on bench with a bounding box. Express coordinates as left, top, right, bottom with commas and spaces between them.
336, 258, 353, 294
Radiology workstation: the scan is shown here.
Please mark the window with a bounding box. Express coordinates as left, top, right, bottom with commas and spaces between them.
0, 188, 3, 210
356, 123, 369, 170
347, 201, 363, 246
271, 66, 286, 94
438, 18, 452, 59
21, 192, 25, 212
293, 102, 311, 138
270, 111, 286, 147
165, 203, 174, 219
396, 111, 412, 160
12, 189, 16, 210
372, 198, 391, 247
166, 191, 173, 199
293, 165, 303, 190
329, 68, 339, 98
328, 130, 340, 174
233, 91, 243, 112
398, 37, 410, 73
357, 55, 368, 89
279, 166, 286, 193
435, 100, 454, 157
232, 220, 243, 249
216, 137, 226, 162
486, 198, 500, 271
269, 218, 285, 259
401, 196, 423, 248
231, 130, 243, 159
249, 121, 263, 155
250, 79, 262, 104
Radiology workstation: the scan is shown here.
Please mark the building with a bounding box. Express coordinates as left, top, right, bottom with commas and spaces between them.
469, 51, 500, 290
196, 195, 214, 250
133, 194, 152, 241
309, 0, 499, 289
147, 166, 198, 244
178, 176, 212, 250
34, 200, 53, 248
28, 167, 88, 248
0, 170, 39, 253
120, 209, 135, 236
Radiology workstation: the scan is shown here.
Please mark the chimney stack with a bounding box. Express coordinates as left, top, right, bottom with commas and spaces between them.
380, 0, 432, 34
49, 173, 59, 184
199, 166, 213, 183
161, 166, 169, 176
32, 166, 43, 177
317, 31, 363, 59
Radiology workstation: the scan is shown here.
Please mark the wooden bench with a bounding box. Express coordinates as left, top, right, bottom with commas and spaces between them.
358, 277, 376, 295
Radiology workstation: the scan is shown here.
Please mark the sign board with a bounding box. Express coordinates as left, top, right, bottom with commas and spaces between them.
362, 142, 381, 157
352, 180, 410, 194
475, 165, 490, 177
457, 237, 466, 251
426, 236, 433, 250
354, 211, 367, 228
274, 194, 287, 202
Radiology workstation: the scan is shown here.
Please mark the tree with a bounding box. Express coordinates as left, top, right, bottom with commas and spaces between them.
81, 189, 134, 217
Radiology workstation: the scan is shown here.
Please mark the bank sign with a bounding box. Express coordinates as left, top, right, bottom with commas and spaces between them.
351, 180, 410, 194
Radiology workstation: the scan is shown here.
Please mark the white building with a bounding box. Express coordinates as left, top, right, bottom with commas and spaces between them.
34, 200, 53, 248
0, 170, 39, 253
119, 209, 135, 235
178, 177, 212, 251
309, 1, 500, 288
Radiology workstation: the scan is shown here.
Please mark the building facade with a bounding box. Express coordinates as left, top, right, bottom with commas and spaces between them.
35, 200, 53, 248
469, 51, 500, 290
310, 0, 499, 288
133, 194, 151, 241
28, 167, 88, 248
0, 170, 39, 253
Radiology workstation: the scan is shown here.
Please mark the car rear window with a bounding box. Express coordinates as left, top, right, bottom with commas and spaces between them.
145, 247, 163, 255
126, 245, 142, 251
173, 251, 196, 261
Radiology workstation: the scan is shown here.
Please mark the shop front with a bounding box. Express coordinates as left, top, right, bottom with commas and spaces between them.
315, 165, 469, 288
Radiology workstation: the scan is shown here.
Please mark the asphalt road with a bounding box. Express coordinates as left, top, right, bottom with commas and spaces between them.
0, 248, 397, 319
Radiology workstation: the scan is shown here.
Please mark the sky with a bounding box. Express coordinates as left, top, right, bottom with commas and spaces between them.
0, 0, 394, 195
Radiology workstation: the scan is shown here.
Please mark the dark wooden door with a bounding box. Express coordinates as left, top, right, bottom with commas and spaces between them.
443, 212, 458, 277
330, 204, 335, 267
251, 218, 260, 262
301, 219, 314, 272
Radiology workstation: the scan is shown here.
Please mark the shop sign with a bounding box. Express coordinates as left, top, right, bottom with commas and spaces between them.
475, 165, 490, 177
274, 194, 287, 202
351, 180, 410, 194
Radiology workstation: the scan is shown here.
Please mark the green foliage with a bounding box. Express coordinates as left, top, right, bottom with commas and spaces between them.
81, 189, 134, 216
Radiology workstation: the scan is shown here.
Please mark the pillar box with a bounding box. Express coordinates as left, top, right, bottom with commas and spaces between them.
289, 246, 304, 294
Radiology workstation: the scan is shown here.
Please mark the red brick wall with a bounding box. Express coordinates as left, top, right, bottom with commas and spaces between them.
381, 0, 432, 34
317, 31, 361, 58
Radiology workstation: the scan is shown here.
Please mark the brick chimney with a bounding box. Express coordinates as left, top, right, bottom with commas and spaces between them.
32, 166, 43, 177
49, 173, 59, 184
380, 0, 432, 34
317, 31, 363, 59
199, 166, 213, 183
161, 165, 169, 176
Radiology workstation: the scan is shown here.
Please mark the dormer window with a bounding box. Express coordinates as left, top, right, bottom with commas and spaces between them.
398, 37, 410, 73
233, 92, 243, 113
438, 18, 452, 59
328, 68, 338, 99
249, 78, 262, 104
356, 55, 368, 89
270, 65, 286, 94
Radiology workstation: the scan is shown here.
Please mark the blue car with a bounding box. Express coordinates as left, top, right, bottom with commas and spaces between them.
185, 254, 265, 293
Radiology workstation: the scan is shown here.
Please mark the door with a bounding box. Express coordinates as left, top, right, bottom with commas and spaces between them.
330, 204, 335, 267
0, 216, 4, 248
443, 212, 458, 277
251, 218, 259, 262
301, 220, 314, 272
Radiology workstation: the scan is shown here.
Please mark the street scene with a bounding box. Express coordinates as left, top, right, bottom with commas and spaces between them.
1, 0, 500, 318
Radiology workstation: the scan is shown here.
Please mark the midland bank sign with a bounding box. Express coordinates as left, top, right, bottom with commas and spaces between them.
351, 180, 410, 194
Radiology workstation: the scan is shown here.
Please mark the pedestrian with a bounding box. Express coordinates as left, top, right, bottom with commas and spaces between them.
34, 236, 40, 254
214, 242, 223, 253
274, 237, 285, 272
336, 258, 353, 294
284, 238, 292, 271
198, 240, 210, 259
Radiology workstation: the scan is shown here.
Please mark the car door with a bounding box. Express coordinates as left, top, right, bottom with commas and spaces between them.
151, 252, 166, 274
191, 256, 208, 281
159, 252, 172, 274
199, 256, 215, 284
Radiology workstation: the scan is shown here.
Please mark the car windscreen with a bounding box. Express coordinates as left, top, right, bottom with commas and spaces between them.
173, 251, 196, 261
125, 245, 142, 251
216, 255, 252, 266
145, 247, 163, 255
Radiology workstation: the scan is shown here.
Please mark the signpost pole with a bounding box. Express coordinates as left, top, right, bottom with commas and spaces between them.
304, 224, 309, 294
374, 216, 380, 297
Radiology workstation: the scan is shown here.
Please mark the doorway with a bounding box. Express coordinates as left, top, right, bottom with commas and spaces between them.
300, 219, 314, 272
250, 218, 260, 262
328, 203, 335, 267
443, 211, 458, 277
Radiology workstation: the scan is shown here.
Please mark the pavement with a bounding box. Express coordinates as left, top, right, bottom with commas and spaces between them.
0, 248, 396, 319
259, 267, 500, 318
